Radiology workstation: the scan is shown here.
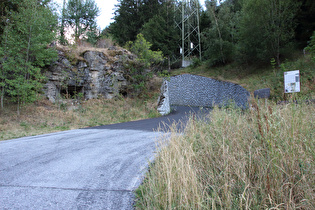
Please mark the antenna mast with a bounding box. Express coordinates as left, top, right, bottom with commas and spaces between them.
174, 0, 202, 67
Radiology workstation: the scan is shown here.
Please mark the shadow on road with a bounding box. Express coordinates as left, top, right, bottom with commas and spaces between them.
86, 106, 212, 132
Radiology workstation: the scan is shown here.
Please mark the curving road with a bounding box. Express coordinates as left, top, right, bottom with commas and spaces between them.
0, 106, 211, 209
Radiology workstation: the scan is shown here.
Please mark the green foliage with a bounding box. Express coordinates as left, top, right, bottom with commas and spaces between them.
74, 92, 84, 100
64, 0, 100, 41
123, 34, 163, 96
270, 57, 277, 69
190, 57, 202, 68
86, 30, 99, 46
0, 0, 58, 113
111, 0, 143, 45
158, 70, 171, 78
0, 0, 18, 37
305, 31, 315, 62
202, 0, 237, 66
108, 0, 312, 70
111, 0, 175, 50
237, 0, 300, 65
141, 2, 179, 59
127, 34, 164, 69
121, 57, 151, 97
295, 0, 315, 48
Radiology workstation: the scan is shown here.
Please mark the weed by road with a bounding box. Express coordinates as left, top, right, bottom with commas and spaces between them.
136, 101, 315, 209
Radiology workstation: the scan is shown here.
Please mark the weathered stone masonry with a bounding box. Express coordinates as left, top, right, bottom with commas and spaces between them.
157, 74, 250, 115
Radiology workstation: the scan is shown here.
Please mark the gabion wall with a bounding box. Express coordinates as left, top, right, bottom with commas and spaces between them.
168, 74, 250, 109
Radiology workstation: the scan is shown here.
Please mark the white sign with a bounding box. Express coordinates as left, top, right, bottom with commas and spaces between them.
284, 70, 300, 93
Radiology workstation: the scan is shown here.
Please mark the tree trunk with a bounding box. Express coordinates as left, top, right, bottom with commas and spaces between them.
276, 36, 281, 66
60, 0, 66, 45
25, 25, 32, 77
1, 87, 4, 109
17, 96, 20, 116
210, 5, 225, 63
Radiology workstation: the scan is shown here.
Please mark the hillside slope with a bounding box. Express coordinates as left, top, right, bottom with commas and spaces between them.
171, 55, 315, 101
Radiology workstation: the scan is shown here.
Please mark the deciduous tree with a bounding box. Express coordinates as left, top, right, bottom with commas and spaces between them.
237, 0, 300, 65
202, 0, 237, 65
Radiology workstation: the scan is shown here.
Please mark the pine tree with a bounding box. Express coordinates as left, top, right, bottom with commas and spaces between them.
0, 0, 58, 114
0, 22, 10, 109
305, 31, 315, 62
141, 1, 179, 61
64, 0, 100, 43
0, 0, 18, 37
0, 1, 18, 108
111, 0, 142, 45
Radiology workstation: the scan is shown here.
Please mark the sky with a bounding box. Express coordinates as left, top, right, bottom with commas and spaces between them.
54, 0, 207, 30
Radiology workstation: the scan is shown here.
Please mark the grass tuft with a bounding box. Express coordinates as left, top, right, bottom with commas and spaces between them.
135, 101, 315, 209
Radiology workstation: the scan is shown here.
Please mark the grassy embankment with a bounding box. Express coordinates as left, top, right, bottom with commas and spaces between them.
0, 45, 162, 141
171, 55, 314, 100
135, 56, 315, 209
0, 96, 161, 141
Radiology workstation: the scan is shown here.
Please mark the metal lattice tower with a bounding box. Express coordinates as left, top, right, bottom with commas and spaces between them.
173, 0, 202, 67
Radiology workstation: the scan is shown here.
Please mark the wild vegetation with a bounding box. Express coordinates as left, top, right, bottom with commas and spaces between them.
0, 90, 161, 141
110, 0, 314, 67
172, 54, 315, 100
134, 46, 315, 208
0, 0, 314, 207
135, 100, 315, 209
60, 0, 100, 44
0, 0, 58, 114
1, 0, 314, 114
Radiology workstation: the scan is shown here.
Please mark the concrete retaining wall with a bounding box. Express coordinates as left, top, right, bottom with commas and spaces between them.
157, 74, 250, 115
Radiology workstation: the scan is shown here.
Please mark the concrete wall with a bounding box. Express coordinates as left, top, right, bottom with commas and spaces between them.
168, 74, 250, 109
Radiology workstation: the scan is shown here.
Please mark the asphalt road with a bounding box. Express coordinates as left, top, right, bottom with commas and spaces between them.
0, 106, 211, 209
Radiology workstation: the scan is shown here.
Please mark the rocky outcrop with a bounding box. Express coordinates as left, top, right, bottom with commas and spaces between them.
44, 47, 136, 103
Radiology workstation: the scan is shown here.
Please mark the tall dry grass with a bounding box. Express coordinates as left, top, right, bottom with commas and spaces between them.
136, 101, 315, 209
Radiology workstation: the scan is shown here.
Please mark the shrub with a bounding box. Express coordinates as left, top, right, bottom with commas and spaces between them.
305, 31, 315, 62
123, 34, 164, 97
126, 34, 164, 69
